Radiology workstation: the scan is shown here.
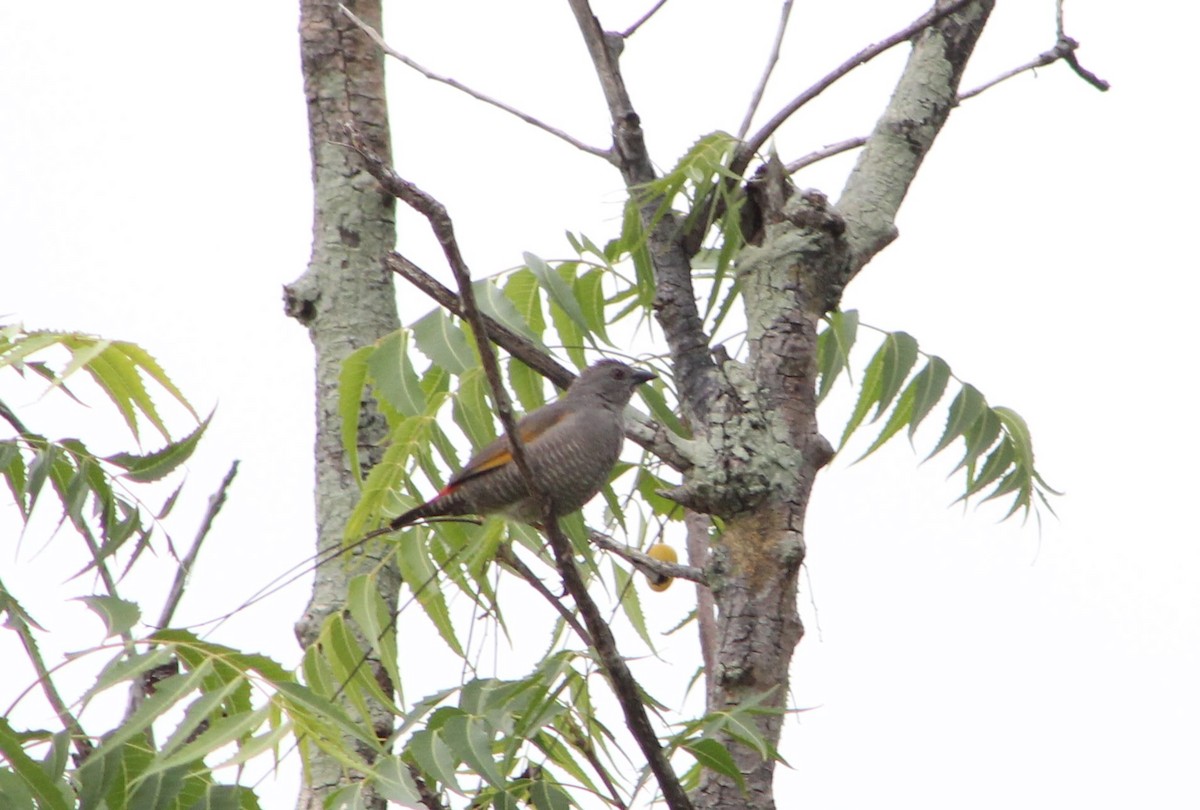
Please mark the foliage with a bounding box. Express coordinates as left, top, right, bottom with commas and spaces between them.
0, 125, 1060, 807
323, 131, 1059, 806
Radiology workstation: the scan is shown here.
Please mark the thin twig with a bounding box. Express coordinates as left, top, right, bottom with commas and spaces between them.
384, 253, 692, 473
338, 4, 613, 162
737, 0, 794, 140
496, 546, 593, 646
620, 0, 670, 38
735, 0, 974, 176
346, 126, 692, 810
784, 136, 868, 174
154, 461, 239, 630
589, 532, 704, 585
1052, 0, 1107, 90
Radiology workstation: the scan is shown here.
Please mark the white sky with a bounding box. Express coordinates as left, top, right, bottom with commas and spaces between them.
2, 2, 1197, 808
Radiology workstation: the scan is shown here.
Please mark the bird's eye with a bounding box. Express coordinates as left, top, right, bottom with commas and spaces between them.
612, 368, 626, 380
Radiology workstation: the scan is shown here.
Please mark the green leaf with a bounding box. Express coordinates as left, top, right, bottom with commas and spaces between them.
453, 368, 498, 450
524, 252, 589, 338
575, 268, 613, 347
395, 534, 464, 657
0, 717, 70, 810
816, 310, 859, 404
682, 737, 745, 791
82, 342, 171, 443
408, 727, 462, 794
503, 269, 547, 341
871, 331, 919, 421
88, 663, 214, 760
611, 559, 654, 650
347, 574, 402, 703
114, 340, 199, 421
527, 778, 572, 810
637, 378, 688, 439
547, 299, 586, 370
443, 713, 504, 787
961, 437, 1015, 500
273, 681, 383, 756
928, 384, 986, 459
104, 412, 212, 483
907, 356, 951, 438
507, 359, 546, 413
369, 331, 427, 418
953, 407, 1002, 475
77, 595, 141, 638
413, 310, 476, 375
858, 356, 951, 460
839, 332, 919, 449
370, 757, 423, 806
475, 279, 545, 349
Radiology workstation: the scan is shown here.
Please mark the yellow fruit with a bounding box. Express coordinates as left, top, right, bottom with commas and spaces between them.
645, 543, 678, 592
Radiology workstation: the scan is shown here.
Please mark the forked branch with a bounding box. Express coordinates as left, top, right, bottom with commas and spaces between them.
346, 125, 693, 810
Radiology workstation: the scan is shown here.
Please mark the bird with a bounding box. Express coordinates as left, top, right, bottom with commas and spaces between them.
390, 359, 656, 530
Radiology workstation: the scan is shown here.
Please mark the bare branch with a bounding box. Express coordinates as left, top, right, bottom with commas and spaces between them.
385, 254, 573, 388
345, 123, 693, 810
567, 0, 719, 423
384, 253, 692, 473
496, 545, 593, 645
737, 0, 795, 140
1051, 0, 1108, 91
155, 461, 239, 630
338, 4, 613, 162
734, 0, 974, 177
620, 0, 670, 38
684, 511, 717, 681
590, 532, 706, 585
784, 136, 868, 175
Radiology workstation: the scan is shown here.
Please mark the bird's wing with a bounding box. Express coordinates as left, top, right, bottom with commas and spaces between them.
443, 400, 572, 490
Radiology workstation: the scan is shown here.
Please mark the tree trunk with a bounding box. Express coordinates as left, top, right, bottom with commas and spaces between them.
690, 3, 995, 806
286, 1, 399, 807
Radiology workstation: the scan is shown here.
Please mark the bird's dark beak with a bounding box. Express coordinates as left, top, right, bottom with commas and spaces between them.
631, 368, 657, 385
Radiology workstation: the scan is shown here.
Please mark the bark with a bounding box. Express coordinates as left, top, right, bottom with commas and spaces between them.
286, 1, 399, 807
693, 4, 993, 807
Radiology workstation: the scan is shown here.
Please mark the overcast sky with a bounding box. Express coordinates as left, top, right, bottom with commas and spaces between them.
2, 2, 1197, 808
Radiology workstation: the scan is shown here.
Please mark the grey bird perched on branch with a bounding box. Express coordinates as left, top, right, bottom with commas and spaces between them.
391, 359, 656, 529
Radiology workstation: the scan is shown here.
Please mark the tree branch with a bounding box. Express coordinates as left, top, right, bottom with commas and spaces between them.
590, 532, 705, 586
837, 0, 996, 279
346, 126, 691, 810
567, 0, 719, 423
495, 545, 594, 646
734, 0, 975, 178
684, 511, 717, 681
384, 252, 692, 473
784, 136, 869, 175
620, 0, 670, 38
339, 5, 613, 162
737, 0, 794, 141
154, 461, 238, 630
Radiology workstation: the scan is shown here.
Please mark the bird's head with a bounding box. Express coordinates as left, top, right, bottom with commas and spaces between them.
566, 359, 656, 408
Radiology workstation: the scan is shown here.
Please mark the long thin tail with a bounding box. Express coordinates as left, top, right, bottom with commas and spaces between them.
390, 500, 442, 530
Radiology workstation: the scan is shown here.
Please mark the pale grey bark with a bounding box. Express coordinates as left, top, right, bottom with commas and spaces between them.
286, 1, 400, 807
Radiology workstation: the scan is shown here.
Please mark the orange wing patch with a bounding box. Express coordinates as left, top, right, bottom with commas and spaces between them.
445, 405, 570, 489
